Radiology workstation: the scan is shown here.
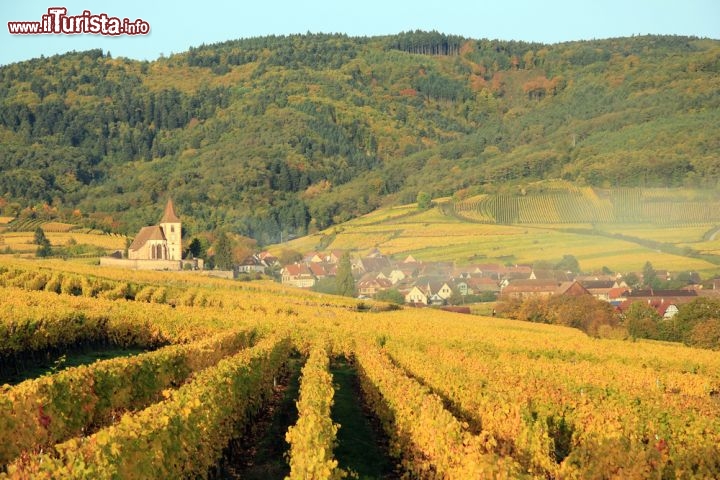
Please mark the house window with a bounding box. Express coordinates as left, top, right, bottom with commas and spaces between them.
171, 225, 175, 233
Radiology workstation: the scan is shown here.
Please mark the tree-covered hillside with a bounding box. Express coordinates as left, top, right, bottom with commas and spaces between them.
1, 32, 718, 244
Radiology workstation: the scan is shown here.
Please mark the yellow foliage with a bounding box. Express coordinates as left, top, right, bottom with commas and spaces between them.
0, 259, 718, 478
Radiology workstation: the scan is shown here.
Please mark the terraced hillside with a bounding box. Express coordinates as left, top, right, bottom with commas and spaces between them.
454, 186, 720, 225
271, 190, 720, 275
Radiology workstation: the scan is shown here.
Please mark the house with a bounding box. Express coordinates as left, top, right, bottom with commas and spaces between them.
258, 251, 279, 266
303, 252, 324, 263
325, 250, 345, 264
501, 265, 533, 276
429, 293, 445, 306
405, 285, 429, 305
501, 279, 557, 299
431, 281, 454, 300
237, 254, 266, 274
402, 254, 419, 264
281, 264, 316, 288
608, 287, 630, 306
389, 268, 416, 284
619, 289, 697, 317
455, 280, 470, 296
579, 280, 616, 301
555, 281, 591, 297
453, 270, 472, 280
375, 271, 391, 282
357, 276, 392, 297
663, 304, 680, 319
467, 277, 501, 294
308, 263, 331, 280
529, 269, 573, 282
472, 263, 503, 279
500, 271, 532, 289
501, 279, 588, 300
358, 255, 393, 274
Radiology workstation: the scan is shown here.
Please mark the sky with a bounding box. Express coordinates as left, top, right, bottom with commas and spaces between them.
1, 0, 719, 66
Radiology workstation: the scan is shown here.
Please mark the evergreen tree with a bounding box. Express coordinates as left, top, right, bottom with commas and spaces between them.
213, 232, 233, 270
187, 238, 203, 258
34, 227, 52, 257
336, 252, 356, 297
642, 261, 658, 288
556, 254, 580, 274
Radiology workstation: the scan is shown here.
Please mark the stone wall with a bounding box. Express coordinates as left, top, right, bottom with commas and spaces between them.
99, 257, 182, 271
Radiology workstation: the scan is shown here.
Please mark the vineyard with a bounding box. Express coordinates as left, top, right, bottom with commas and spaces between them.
1, 257, 719, 479
454, 187, 720, 226
276, 201, 719, 275
0, 224, 125, 255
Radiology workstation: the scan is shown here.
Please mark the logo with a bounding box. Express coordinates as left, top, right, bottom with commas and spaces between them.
8, 7, 150, 36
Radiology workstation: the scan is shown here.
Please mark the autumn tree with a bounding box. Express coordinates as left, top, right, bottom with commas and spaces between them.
688, 319, 720, 350
624, 301, 662, 340
672, 297, 720, 345
230, 234, 257, 265
278, 248, 303, 265
548, 295, 617, 336
416, 191, 432, 210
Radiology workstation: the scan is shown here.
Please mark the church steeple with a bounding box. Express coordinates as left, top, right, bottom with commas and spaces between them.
160, 198, 180, 223
159, 198, 181, 260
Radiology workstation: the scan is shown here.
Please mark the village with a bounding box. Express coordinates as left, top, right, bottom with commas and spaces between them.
98, 199, 720, 319
271, 247, 720, 319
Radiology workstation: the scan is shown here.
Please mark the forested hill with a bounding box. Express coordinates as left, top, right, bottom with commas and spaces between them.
1, 32, 719, 243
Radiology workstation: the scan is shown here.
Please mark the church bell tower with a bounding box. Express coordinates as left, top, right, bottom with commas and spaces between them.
159, 198, 181, 260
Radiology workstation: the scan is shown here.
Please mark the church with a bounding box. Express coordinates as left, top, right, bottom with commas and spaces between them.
100, 198, 202, 271
128, 198, 182, 261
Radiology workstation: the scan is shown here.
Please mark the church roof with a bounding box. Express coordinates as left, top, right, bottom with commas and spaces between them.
129, 226, 166, 251
160, 198, 180, 223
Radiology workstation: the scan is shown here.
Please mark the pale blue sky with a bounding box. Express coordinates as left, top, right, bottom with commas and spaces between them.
2, 0, 719, 65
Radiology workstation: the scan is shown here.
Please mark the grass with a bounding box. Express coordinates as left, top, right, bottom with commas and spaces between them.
218, 355, 301, 479
331, 357, 396, 479
0, 347, 147, 386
